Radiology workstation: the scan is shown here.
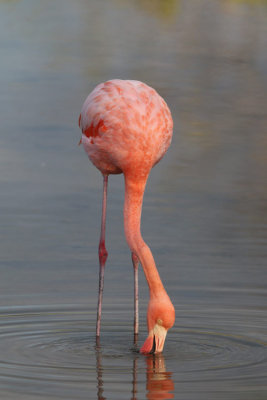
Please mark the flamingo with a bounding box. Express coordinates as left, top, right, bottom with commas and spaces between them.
78, 79, 175, 353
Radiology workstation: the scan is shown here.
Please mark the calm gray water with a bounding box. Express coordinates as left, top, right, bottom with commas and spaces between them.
1, 0, 267, 399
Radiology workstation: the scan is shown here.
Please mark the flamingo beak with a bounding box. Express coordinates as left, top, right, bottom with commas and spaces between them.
140, 323, 168, 354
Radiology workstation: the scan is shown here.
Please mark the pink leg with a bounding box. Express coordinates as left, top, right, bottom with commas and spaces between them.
96, 174, 108, 338
132, 252, 139, 338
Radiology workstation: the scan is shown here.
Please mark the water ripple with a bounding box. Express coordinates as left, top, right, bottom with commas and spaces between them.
0, 305, 266, 399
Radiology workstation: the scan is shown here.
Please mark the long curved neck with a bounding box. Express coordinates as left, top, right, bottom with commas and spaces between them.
123, 173, 165, 297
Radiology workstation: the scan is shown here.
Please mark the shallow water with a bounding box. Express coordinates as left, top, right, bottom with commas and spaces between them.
1, 0, 267, 399
0, 304, 267, 399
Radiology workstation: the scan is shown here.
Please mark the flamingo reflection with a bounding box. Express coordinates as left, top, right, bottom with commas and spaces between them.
95, 338, 106, 400
145, 354, 174, 399
95, 338, 174, 399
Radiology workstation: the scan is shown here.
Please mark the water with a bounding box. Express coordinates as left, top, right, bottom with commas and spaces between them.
0, 305, 266, 399
0, 0, 267, 399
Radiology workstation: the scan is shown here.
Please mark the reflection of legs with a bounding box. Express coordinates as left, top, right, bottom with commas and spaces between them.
132, 356, 138, 400
96, 174, 108, 338
132, 252, 139, 338
95, 341, 105, 400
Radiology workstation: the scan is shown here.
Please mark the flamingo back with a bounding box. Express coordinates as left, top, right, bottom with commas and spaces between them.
79, 80, 173, 177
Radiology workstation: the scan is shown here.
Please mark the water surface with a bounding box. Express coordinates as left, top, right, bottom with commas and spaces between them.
0, 0, 267, 399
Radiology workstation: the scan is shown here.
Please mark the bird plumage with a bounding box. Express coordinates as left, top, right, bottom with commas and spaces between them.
79, 79, 175, 353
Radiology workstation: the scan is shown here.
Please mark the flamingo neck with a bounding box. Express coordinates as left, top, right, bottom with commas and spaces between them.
123, 173, 165, 296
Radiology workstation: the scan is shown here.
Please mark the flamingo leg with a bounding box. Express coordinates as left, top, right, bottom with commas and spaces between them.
132, 252, 139, 339
96, 174, 109, 338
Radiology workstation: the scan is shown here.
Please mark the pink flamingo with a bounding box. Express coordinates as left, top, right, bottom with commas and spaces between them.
79, 79, 175, 353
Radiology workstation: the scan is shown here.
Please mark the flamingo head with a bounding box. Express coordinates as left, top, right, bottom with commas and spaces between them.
140, 295, 175, 354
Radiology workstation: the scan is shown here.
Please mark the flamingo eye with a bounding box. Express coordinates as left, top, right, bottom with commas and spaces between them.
157, 318, 163, 326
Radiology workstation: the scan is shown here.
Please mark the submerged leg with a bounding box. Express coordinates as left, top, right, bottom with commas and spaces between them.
132, 252, 139, 339
96, 174, 109, 338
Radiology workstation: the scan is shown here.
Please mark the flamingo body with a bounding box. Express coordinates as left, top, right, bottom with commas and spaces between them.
79, 80, 172, 177
79, 79, 175, 353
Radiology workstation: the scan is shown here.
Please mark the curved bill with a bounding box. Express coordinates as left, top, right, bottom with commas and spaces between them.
140, 324, 167, 354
